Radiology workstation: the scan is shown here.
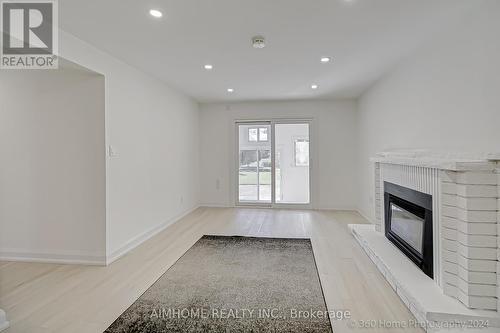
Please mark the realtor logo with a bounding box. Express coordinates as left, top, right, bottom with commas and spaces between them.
1, 0, 58, 69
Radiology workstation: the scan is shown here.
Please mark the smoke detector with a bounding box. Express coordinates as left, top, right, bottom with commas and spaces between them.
252, 36, 266, 49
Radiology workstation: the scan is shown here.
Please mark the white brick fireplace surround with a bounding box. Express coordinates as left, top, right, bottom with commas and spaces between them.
350, 151, 500, 332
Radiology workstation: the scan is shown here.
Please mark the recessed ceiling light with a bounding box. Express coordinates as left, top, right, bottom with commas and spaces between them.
227, 88, 234, 93
149, 9, 163, 18
311, 84, 319, 90
204, 64, 213, 70
320, 57, 331, 63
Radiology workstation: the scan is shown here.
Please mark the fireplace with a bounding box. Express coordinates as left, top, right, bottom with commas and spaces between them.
384, 182, 433, 278
351, 154, 499, 314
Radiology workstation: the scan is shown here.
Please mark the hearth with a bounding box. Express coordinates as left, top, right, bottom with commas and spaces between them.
384, 182, 433, 278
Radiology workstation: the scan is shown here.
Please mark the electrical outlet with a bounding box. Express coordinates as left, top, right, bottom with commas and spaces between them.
180, 196, 184, 205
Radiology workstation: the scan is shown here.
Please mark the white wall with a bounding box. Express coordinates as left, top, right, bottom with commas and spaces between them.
57, 31, 201, 262
0, 65, 106, 264
0, 30, 200, 264
199, 100, 357, 209
102, 61, 200, 262
356, 1, 500, 222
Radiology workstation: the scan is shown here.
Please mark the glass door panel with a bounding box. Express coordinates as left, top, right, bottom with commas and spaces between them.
274, 123, 310, 204
258, 150, 271, 201
238, 149, 258, 201
238, 123, 271, 203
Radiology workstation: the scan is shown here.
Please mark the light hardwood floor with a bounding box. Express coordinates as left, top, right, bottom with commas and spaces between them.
0, 207, 423, 332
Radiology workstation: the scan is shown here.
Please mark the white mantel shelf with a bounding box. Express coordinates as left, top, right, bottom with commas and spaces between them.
371, 152, 499, 172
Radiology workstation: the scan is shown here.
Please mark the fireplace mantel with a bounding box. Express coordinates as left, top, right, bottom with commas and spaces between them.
351, 151, 499, 330
371, 151, 499, 171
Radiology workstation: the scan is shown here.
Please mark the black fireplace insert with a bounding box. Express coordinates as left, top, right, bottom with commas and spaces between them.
384, 182, 433, 278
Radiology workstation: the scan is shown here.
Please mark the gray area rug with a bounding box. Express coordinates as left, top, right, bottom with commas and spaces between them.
104, 235, 332, 332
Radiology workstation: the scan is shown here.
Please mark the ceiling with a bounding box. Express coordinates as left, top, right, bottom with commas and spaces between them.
59, 0, 473, 103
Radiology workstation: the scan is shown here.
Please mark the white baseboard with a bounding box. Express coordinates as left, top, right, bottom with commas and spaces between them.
312, 205, 357, 211
0, 206, 201, 267
0, 249, 106, 265
199, 204, 359, 211
106, 205, 200, 265
356, 208, 375, 224
199, 203, 232, 208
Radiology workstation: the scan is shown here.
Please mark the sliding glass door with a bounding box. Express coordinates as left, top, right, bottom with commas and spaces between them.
236, 121, 311, 207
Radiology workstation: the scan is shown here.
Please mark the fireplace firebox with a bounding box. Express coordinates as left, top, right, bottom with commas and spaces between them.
384, 182, 433, 278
